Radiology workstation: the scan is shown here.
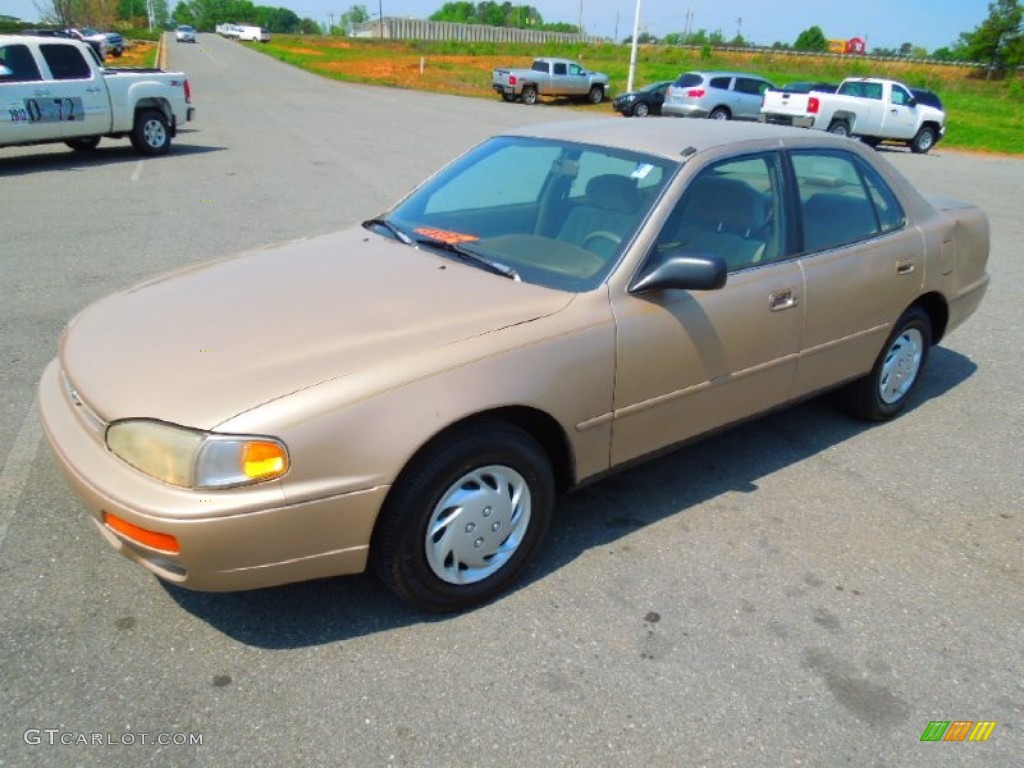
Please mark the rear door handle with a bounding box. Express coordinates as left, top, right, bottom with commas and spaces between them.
769, 289, 798, 311
896, 260, 916, 275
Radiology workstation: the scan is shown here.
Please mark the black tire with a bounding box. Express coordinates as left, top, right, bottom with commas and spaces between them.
501, 92, 517, 103
111, 49, 123, 57
65, 136, 101, 151
130, 108, 171, 156
587, 85, 604, 104
911, 125, 937, 154
860, 136, 881, 149
371, 422, 555, 612
709, 107, 731, 120
632, 101, 650, 117
841, 306, 932, 421
520, 86, 538, 105
827, 119, 851, 137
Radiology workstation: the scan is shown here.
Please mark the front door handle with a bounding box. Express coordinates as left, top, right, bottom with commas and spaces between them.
769, 289, 798, 311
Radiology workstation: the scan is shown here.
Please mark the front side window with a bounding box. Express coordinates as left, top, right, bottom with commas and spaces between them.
654, 152, 785, 271
791, 150, 904, 252
384, 137, 676, 291
891, 85, 912, 106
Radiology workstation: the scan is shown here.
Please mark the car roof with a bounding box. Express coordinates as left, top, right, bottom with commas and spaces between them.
503, 118, 846, 162
678, 71, 771, 80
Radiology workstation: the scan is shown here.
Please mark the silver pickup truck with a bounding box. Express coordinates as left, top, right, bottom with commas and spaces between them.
492, 58, 609, 105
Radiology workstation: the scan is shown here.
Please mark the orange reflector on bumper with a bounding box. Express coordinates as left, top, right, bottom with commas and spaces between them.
103, 512, 180, 554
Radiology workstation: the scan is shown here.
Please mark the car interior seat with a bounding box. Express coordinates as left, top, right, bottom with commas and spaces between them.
558, 174, 644, 259
665, 175, 771, 268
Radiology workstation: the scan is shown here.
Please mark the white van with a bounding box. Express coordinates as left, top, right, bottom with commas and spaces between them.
237, 25, 270, 42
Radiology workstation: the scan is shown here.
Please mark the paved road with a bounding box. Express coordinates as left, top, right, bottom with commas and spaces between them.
1, 33, 1021, 767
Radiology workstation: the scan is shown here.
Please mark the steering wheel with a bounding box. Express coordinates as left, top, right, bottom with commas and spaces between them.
581, 230, 622, 251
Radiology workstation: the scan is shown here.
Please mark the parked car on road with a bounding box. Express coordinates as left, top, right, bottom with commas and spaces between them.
492, 57, 609, 105
175, 25, 197, 43
663, 71, 777, 121
612, 80, 672, 116
69, 27, 123, 57
39, 119, 989, 612
760, 77, 946, 153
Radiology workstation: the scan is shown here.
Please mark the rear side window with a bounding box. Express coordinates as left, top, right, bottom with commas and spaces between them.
791, 150, 905, 252
0, 44, 43, 82
709, 76, 731, 90
673, 73, 703, 88
553, 62, 567, 75
39, 43, 91, 80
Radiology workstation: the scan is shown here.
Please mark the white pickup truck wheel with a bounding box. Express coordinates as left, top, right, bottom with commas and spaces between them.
65, 137, 101, 152
131, 109, 171, 156
911, 126, 936, 154
827, 119, 851, 137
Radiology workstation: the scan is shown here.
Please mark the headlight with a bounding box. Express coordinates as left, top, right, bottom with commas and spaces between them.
106, 420, 289, 489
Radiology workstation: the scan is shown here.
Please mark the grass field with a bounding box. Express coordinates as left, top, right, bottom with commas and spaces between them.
251, 36, 1024, 155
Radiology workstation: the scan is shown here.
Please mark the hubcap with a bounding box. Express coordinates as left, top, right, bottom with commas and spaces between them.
425, 465, 531, 585
879, 328, 923, 404
919, 132, 933, 150
144, 119, 166, 148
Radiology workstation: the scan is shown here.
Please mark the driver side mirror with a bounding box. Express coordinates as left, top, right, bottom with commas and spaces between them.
629, 252, 728, 294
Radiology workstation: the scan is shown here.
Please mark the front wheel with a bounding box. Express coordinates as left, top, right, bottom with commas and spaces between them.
587, 85, 604, 104
632, 101, 650, 117
911, 126, 936, 154
130, 108, 171, 156
520, 86, 538, 105
371, 422, 555, 612
841, 306, 932, 421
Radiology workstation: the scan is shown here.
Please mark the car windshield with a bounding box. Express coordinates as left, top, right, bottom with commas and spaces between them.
381, 136, 677, 292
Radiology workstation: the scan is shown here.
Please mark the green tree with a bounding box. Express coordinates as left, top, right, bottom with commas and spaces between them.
958, 0, 1022, 70
793, 25, 828, 52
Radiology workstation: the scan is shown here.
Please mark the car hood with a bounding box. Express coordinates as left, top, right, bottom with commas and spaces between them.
60, 228, 574, 429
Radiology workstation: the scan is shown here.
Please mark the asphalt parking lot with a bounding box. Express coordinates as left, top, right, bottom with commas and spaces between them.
1, 33, 1021, 767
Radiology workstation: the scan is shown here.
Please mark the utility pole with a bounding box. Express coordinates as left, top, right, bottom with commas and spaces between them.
627, 0, 641, 92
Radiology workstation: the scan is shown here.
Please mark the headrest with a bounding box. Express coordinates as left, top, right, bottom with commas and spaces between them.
585, 174, 642, 214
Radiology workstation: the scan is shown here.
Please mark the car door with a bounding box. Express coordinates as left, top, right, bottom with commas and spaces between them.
0, 42, 52, 145
733, 76, 772, 120
609, 151, 804, 465
788, 148, 924, 398
36, 42, 110, 139
879, 83, 920, 139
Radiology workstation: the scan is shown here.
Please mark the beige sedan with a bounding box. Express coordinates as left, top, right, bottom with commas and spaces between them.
39, 120, 990, 612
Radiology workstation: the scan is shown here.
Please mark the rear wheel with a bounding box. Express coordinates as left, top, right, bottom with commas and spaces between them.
130, 108, 171, 156
371, 422, 555, 612
521, 86, 538, 105
911, 126, 936, 154
501, 92, 517, 103
709, 107, 731, 120
842, 306, 932, 421
827, 119, 851, 136
66, 136, 101, 151
632, 101, 650, 117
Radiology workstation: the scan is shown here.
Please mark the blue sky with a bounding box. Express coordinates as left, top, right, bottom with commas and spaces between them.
4, 0, 991, 53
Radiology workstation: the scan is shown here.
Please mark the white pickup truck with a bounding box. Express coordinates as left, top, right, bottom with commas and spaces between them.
492, 57, 609, 105
0, 34, 194, 156
760, 77, 945, 154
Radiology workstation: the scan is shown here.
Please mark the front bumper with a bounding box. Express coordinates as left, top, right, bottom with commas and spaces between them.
38, 359, 388, 591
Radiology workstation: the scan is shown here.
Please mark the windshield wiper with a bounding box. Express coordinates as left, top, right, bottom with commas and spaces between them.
414, 237, 520, 281
362, 217, 413, 245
